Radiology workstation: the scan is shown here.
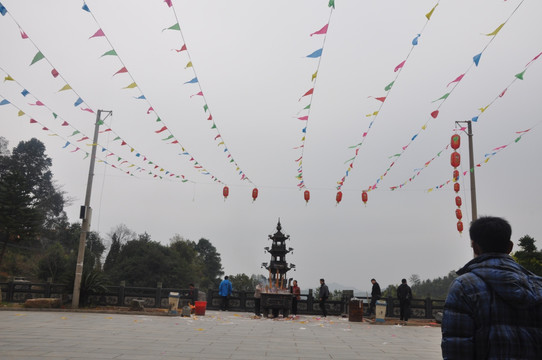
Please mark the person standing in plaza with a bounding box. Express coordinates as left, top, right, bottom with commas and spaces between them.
369, 278, 381, 317
397, 278, 412, 325
291, 280, 301, 316
218, 276, 233, 311
441, 216, 542, 359
253, 282, 262, 317
318, 278, 329, 318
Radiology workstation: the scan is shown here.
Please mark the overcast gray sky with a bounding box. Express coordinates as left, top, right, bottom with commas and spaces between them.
1, 0, 541, 293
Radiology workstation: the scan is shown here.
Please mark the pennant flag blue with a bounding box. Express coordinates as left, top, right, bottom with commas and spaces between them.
82, 3, 90, 12
471, 116, 479, 122
74, 97, 83, 106
412, 34, 421, 46
62, 141, 70, 148
0, 3, 7, 16
134, 95, 146, 99
306, 48, 323, 58
302, 127, 307, 133
0, 99, 10, 105
21, 89, 29, 97
473, 53, 482, 66
411, 134, 418, 141
184, 77, 198, 84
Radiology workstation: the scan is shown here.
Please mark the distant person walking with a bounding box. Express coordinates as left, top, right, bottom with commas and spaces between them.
218, 276, 233, 311
253, 282, 262, 317
291, 280, 301, 316
441, 216, 542, 359
397, 279, 412, 325
318, 278, 329, 318
369, 278, 381, 317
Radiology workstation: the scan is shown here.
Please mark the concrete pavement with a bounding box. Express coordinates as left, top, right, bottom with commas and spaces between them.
0, 310, 442, 359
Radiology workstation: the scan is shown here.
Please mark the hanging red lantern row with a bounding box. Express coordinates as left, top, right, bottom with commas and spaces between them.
304, 190, 310, 204
361, 191, 368, 205
223, 186, 229, 200
451, 134, 463, 234
252, 188, 258, 202
335, 191, 343, 205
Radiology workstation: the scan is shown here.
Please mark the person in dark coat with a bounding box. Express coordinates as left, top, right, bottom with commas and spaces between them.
318, 278, 329, 318
441, 216, 542, 359
397, 278, 412, 324
369, 278, 381, 317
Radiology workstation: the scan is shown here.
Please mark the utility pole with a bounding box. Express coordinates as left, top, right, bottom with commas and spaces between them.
456, 120, 477, 222
72, 110, 112, 308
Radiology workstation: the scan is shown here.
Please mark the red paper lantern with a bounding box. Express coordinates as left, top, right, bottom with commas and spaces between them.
222, 186, 229, 199
451, 151, 461, 168
335, 191, 343, 204
361, 191, 368, 205
455, 196, 462, 207
455, 208, 463, 220
454, 182, 460, 193
252, 188, 258, 202
304, 190, 310, 204
453, 169, 460, 181
457, 221, 464, 233
451, 134, 461, 150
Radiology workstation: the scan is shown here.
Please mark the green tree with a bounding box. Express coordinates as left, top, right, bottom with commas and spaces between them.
513, 235, 542, 276
228, 273, 259, 292
0, 138, 65, 268
194, 238, 224, 290
37, 242, 69, 282
103, 233, 121, 273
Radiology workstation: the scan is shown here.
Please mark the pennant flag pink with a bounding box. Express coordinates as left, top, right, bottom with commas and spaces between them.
19, 29, 28, 39
207, 114, 213, 121
214, 134, 221, 140
375, 97, 386, 102
526, 52, 542, 67
499, 88, 507, 97
175, 44, 187, 52
394, 60, 406, 72
299, 88, 314, 101
51, 69, 59, 78
430, 110, 439, 118
77, 136, 89, 142
42, 127, 49, 131
147, 107, 154, 114
61, 121, 69, 126
29, 119, 38, 123
30, 101, 45, 106
113, 67, 127, 76
164, 0, 172, 7
155, 126, 168, 133
297, 116, 309, 121
447, 74, 464, 87
71, 147, 80, 153
89, 29, 105, 39
310, 24, 328, 36
190, 91, 203, 98
80, 108, 94, 113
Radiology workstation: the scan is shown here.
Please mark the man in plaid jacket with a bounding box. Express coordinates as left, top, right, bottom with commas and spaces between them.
441, 216, 542, 359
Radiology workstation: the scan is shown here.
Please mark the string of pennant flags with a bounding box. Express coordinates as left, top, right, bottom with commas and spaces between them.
0, 3, 192, 184
334, 1, 441, 197
1, 68, 188, 181
82, 1, 216, 184
388, 50, 541, 192
363, 0, 527, 196
294, 0, 335, 196
161, 0, 254, 187
0, 0, 539, 206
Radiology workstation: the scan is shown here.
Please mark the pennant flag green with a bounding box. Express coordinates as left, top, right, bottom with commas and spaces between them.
385, 81, 395, 91
100, 49, 117, 57
515, 70, 526, 80
30, 51, 45, 65
163, 23, 180, 31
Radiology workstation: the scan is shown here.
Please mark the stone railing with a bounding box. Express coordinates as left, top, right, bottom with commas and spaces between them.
1, 281, 444, 318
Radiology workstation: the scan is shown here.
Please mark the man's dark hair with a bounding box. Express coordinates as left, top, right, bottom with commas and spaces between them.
469, 216, 512, 253
224, 276, 229, 280
320, 278, 325, 282
401, 279, 407, 284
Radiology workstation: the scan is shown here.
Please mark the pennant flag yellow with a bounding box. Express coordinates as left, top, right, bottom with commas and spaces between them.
425, 4, 438, 20
185, 61, 192, 68
311, 71, 318, 81
479, 105, 489, 112
4, 75, 14, 82
58, 84, 72, 92
485, 23, 505, 36
123, 82, 137, 89
18, 110, 25, 116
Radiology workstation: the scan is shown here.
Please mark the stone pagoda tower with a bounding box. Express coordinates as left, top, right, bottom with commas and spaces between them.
262, 219, 295, 289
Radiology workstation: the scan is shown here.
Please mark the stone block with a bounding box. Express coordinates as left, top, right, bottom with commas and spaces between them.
24, 298, 61, 308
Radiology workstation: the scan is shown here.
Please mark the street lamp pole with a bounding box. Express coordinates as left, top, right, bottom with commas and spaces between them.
455, 120, 477, 222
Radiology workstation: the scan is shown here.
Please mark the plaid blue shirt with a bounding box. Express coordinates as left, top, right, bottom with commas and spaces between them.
441, 253, 542, 359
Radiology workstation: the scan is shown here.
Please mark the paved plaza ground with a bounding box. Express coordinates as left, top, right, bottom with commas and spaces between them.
0, 309, 443, 360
